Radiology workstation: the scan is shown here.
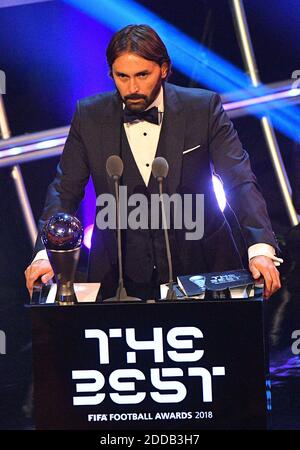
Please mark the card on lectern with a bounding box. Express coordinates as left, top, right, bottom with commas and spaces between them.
176, 269, 256, 299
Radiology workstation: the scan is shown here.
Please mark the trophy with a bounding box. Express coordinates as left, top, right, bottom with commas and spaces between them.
41, 213, 83, 305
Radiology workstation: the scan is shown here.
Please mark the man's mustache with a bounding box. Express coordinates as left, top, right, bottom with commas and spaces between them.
124, 94, 147, 100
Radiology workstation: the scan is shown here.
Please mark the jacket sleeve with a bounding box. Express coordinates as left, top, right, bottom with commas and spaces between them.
33, 101, 90, 255
208, 92, 279, 252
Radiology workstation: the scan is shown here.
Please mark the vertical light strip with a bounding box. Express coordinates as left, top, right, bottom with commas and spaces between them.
11, 166, 38, 244
261, 117, 298, 221
231, 0, 260, 87
0, 96, 10, 139
231, 0, 299, 226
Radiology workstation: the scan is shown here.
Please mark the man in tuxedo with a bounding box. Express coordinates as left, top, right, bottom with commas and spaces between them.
25, 24, 282, 300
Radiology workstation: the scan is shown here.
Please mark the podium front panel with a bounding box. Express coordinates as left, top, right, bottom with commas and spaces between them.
30, 300, 269, 429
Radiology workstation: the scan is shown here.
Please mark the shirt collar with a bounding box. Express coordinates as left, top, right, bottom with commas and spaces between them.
145, 85, 164, 112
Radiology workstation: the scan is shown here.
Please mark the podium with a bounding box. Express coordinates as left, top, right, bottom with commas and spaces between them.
29, 292, 271, 430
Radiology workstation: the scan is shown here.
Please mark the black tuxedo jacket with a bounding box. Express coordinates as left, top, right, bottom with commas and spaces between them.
35, 83, 278, 296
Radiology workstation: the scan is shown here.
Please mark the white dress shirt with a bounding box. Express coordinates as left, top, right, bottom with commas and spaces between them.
123, 86, 164, 186
33, 86, 282, 267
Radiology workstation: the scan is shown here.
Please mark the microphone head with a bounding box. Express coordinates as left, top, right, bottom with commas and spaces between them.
106, 155, 124, 179
151, 157, 169, 180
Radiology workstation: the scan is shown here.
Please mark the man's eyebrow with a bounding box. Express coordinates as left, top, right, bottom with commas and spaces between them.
114, 70, 151, 76
115, 71, 128, 76
136, 70, 150, 75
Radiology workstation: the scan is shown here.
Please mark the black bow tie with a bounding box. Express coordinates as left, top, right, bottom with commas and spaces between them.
123, 106, 160, 125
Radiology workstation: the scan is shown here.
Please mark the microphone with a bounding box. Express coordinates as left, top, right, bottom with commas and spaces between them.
106, 155, 124, 180
151, 156, 169, 181
151, 157, 177, 300
103, 155, 141, 302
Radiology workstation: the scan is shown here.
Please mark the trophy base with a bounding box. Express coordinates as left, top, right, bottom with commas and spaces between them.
55, 290, 78, 306
56, 297, 78, 306
29, 283, 101, 306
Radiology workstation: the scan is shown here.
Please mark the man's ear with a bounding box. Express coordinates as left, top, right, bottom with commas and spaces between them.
161, 62, 168, 79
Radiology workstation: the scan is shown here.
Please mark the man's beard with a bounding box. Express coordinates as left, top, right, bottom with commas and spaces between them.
123, 80, 162, 112
123, 94, 148, 112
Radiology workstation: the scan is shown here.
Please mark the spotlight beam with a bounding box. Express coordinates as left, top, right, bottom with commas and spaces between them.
62, 0, 300, 143
1, 84, 300, 169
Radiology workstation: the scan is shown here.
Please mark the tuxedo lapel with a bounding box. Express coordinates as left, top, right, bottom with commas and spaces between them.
154, 83, 185, 194
99, 92, 123, 194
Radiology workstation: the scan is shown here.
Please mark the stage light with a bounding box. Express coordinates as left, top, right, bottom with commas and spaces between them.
288, 89, 300, 98
212, 175, 226, 212
63, 0, 249, 93
1, 86, 299, 169
35, 138, 66, 150
63, 0, 300, 142
83, 223, 93, 249
224, 89, 300, 112
0, 0, 53, 7
0, 137, 66, 159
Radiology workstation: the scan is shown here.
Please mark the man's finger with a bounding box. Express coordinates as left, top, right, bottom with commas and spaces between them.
250, 265, 261, 279
41, 271, 54, 283
27, 267, 43, 285
269, 267, 281, 295
24, 261, 53, 294
261, 270, 272, 298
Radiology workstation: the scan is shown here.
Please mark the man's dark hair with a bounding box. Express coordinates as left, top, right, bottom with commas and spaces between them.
106, 24, 172, 78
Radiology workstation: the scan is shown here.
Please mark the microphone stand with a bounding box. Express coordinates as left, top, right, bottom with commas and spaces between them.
103, 176, 141, 302
157, 177, 177, 300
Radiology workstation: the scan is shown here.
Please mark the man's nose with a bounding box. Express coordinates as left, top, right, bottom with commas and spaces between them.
128, 78, 139, 93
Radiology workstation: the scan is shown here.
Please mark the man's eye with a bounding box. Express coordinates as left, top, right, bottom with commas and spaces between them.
138, 73, 148, 78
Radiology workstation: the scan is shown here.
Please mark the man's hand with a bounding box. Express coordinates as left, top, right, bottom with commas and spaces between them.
249, 255, 281, 298
24, 259, 54, 297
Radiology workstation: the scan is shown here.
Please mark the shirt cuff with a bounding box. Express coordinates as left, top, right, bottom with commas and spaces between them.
248, 243, 283, 267
32, 249, 48, 264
